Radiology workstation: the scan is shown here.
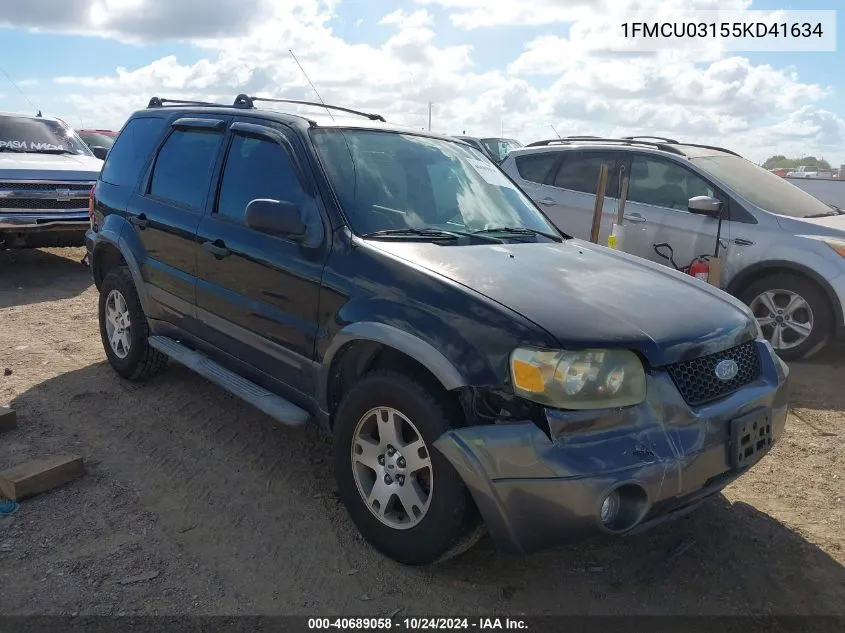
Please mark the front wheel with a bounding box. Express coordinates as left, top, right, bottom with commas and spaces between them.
332, 371, 482, 565
741, 273, 832, 361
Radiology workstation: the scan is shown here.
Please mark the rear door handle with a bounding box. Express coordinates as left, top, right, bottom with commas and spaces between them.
626, 213, 646, 224
130, 214, 149, 229
202, 240, 231, 259
539, 197, 557, 206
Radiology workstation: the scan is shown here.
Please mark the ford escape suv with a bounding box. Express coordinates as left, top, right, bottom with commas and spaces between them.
86, 96, 789, 565
501, 136, 845, 361
1, 111, 102, 249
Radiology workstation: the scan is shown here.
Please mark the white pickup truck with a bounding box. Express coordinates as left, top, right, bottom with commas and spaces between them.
785, 165, 818, 178
1, 111, 103, 249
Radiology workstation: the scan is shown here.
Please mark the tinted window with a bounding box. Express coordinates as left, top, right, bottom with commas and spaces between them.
217, 135, 307, 222
150, 128, 223, 209
629, 156, 715, 210
101, 117, 167, 187
515, 153, 558, 184
79, 132, 116, 150
553, 153, 620, 196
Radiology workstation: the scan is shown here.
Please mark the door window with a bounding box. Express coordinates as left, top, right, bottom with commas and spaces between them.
101, 117, 167, 187
149, 128, 223, 209
628, 156, 716, 211
552, 152, 621, 197
216, 135, 308, 222
514, 152, 559, 184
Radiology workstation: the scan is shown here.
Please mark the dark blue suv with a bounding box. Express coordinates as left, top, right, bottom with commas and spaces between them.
86, 95, 790, 565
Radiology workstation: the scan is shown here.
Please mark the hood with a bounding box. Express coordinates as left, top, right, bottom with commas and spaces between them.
0, 152, 103, 181
367, 238, 757, 367
776, 212, 845, 237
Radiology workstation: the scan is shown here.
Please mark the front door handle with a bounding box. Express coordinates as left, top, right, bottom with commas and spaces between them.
626, 213, 646, 224
539, 197, 556, 206
202, 240, 231, 259
130, 214, 148, 229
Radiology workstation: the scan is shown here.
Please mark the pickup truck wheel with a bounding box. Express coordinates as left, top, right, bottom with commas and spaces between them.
741, 273, 832, 361
332, 370, 481, 565
98, 267, 167, 381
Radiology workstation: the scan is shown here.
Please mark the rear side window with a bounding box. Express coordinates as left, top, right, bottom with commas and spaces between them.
216, 135, 307, 221
553, 152, 621, 196
515, 153, 558, 184
101, 117, 167, 187
149, 129, 223, 210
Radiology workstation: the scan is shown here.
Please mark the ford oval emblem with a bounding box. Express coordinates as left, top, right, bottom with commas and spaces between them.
714, 359, 739, 381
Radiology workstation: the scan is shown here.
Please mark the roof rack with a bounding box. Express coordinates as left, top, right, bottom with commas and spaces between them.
233, 94, 386, 122
675, 142, 741, 157
526, 137, 686, 156
147, 97, 233, 109
623, 135, 679, 144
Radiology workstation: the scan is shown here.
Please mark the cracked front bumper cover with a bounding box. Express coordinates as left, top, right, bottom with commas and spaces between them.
434, 340, 790, 554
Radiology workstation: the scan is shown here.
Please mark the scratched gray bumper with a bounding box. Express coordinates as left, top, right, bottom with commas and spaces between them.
434, 340, 790, 554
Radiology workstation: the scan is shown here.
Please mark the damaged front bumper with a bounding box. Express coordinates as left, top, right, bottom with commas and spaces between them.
434, 340, 790, 554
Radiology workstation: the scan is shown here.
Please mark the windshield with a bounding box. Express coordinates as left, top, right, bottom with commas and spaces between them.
312, 129, 558, 239
0, 115, 92, 155
79, 132, 115, 150
691, 155, 836, 218
480, 138, 522, 163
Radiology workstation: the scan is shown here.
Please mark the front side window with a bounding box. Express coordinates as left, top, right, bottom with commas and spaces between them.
217, 135, 307, 222
628, 156, 715, 211
553, 152, 621, 197
79, 132, 116, 150
515, 152, 559, 184
481, 138, 523, 163
0, 115, 91, 156
312, 129, 559, 238
149, 128, 223, 209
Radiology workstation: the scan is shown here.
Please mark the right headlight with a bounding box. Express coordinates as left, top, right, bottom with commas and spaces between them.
509, 347, 646, 410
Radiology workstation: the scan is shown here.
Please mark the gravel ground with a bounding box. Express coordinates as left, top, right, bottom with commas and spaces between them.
0, 247, 843, 616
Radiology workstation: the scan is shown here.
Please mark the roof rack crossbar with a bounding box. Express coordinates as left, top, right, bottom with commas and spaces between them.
526, 137, 686, 156
235, 94, 386, 122
623, 135, 679, 144
147, 97, 230, 109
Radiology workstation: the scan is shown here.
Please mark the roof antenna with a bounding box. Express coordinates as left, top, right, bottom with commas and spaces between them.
288, 49, 336, 122
0, 65, 40, 115
550, 124, 562, 139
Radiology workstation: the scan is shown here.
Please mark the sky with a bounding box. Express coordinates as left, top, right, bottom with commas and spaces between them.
0, 0, 842, 165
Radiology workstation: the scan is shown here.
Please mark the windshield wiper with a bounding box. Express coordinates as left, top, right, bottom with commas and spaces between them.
361, 228, 464, 240
472, 226, 562, 241
33, 148, 76, 155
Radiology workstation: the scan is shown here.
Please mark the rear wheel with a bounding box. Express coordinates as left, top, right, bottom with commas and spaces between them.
332, 370, 482, 565
740, 273, 832, 361
98, 267, 167, 380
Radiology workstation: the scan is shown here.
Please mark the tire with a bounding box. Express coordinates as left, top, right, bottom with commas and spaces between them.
98, 266, 168, 380
740, 273, 832, 361
332, 370, 482, 565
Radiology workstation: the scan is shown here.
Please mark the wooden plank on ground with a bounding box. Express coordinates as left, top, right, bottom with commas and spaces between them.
0, 407, 17, 433
0, 455, 85, 501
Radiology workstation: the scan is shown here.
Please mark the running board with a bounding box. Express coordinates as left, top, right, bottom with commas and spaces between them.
148, 336, 309, 427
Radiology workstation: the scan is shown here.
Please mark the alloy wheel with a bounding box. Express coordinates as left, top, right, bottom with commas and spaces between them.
750, 289, 814, 351
104, 289, 132, 359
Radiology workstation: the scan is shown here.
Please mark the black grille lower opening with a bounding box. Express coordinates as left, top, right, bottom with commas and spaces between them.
0, 199, 88, 210
666, 341, 761, 406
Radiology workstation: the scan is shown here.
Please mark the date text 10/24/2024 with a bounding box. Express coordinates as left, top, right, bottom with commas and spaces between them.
308, 618, 528, 630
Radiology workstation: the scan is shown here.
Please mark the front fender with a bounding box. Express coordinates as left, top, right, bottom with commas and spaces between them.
317, 322, 469, 411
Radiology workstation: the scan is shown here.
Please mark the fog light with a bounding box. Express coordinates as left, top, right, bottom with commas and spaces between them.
600, 490, 620, 526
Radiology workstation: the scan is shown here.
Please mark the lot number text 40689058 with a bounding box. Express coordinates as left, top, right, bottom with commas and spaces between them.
307, 617, 528, 630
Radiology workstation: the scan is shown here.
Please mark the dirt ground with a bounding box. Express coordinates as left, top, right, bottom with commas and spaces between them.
0, 247, 842, 616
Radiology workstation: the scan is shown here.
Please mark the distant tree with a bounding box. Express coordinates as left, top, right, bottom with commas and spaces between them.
763, 155, 832, 171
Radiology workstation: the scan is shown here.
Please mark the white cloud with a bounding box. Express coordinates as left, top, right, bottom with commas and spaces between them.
3, 0, 838, 163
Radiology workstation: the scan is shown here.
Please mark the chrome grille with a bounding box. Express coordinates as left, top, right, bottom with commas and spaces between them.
666, 341, 761, 406
0, 181, 93, 212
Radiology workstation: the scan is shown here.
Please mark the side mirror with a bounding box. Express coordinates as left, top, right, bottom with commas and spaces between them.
91, 146, 108, 160
688, 195, 722, 217
245, 199, 305, 239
